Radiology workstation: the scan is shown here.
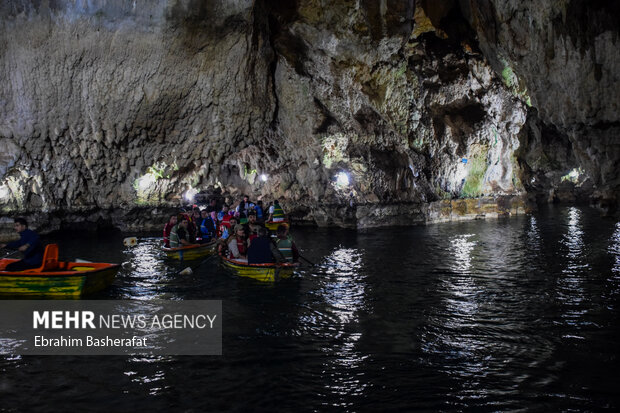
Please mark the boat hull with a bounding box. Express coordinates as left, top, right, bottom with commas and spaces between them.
265, 220, 289, 231
220, 256, 296, 282
0, 260, 120, 298
162, 241, 216, 260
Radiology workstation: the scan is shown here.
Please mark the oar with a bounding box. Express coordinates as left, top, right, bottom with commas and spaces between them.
273, 263, 281, 282
298, 254, 315, 266
178, 254, 218, 276
2, 249, 20, 259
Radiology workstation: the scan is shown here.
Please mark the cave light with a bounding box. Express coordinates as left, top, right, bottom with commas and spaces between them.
335, 171, 350, 187
455, 161, 468, 184
136, 173, 157, 191
184, 187, 198, 202
260, 174, 268, 182
561, 168, 583, 183
0, 184, 9, 200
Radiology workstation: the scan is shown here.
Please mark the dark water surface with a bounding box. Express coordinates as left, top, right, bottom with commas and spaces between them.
2, 206, 620, 411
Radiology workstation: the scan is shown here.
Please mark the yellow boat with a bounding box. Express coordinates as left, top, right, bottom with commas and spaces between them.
162, 240, 216, 260
0, 244, 119, 298
265, 219, 289, 231
220, 254, 297, 282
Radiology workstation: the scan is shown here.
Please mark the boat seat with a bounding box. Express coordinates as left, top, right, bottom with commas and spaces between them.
25, 244, 59, 273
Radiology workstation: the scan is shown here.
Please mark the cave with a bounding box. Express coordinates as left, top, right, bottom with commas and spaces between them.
1, 2, 619, 409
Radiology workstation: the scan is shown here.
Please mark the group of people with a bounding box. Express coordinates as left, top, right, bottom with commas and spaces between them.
162, 196, 297, 265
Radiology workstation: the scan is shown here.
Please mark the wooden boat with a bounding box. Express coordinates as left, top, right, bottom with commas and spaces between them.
162, 240, 216, 260
265, 219, 289, 231
0, 244, 119, 297
220, 254, 297, 282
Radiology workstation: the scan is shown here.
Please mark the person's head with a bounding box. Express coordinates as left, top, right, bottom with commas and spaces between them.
274, 200, 280, 206
229, 216, 238, 226
257, 226, 268, 237
169, 215, 177, 225
234, 224, 245, 237
13, 217, 28, 233
201, 209, 209, 218
248, 213, 256, 223
243, 195, 249, 202
221, 204, 229, 212
179, 217, 189, 228
192, 209, 201, 218
276, 224, 287, 237
257, 200, 263, 207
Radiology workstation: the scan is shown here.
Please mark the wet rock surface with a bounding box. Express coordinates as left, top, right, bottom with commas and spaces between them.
0, 0, 617, 235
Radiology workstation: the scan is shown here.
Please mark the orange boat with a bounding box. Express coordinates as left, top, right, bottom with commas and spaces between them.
0, 244, 119, 297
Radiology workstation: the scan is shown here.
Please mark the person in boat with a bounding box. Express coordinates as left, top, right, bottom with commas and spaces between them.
219, 215, 238, 240
236, 195, 254, 220
188, 208, 201, 242
227, 224, 248, 261
275, 224, 299, 263
254, 200, 265, 222
0, 217, 44, 271
198, 209, 216, 242
216, 215, 238, 255
206, 199, 218, 214
162, 215, 177, 248
247, 226, 285, 264
268, 199, 285, 222
244, 211, 260, 239
217, 204, 233, 222
169, 216, 195, 248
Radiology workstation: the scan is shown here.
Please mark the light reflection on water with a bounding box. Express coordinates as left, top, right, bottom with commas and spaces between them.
1, 207, 620, 411
610, 222, 620, 276
557, 207, 588, 323
316, 247, 370, 404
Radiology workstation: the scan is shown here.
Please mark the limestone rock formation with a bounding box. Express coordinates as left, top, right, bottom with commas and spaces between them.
0, 0, 617, 236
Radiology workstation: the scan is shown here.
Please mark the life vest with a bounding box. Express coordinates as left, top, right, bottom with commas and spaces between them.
228, 237, 247, 259
272, 204, 285, 220
237, 238, 247, 255
276, 237, 293, 262
163, 222, 174, 247
169, 224, 180, 248
219, 221, 231, 239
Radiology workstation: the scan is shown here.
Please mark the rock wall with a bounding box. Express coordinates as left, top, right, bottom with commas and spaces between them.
0, 0, 275, 212
459, 0, 620, 212
0, 0, 617, 236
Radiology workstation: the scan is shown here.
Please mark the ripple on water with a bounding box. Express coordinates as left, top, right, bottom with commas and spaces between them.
1, 207, 619, 411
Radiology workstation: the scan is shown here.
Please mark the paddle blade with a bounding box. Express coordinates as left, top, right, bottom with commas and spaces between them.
179, 267, 193, 276
123, 237, 138, 247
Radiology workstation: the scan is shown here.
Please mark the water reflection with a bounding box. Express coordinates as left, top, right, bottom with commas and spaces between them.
2, 208, 620, 411
527, 216, 541, 250
126, 356, 173, 396
609, 222, 620, 296
557, 208, 587, 321
120, 238, 174, 299
449, 234, 476, 274
610, 222, 620, 276
316, 247, 369, 404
